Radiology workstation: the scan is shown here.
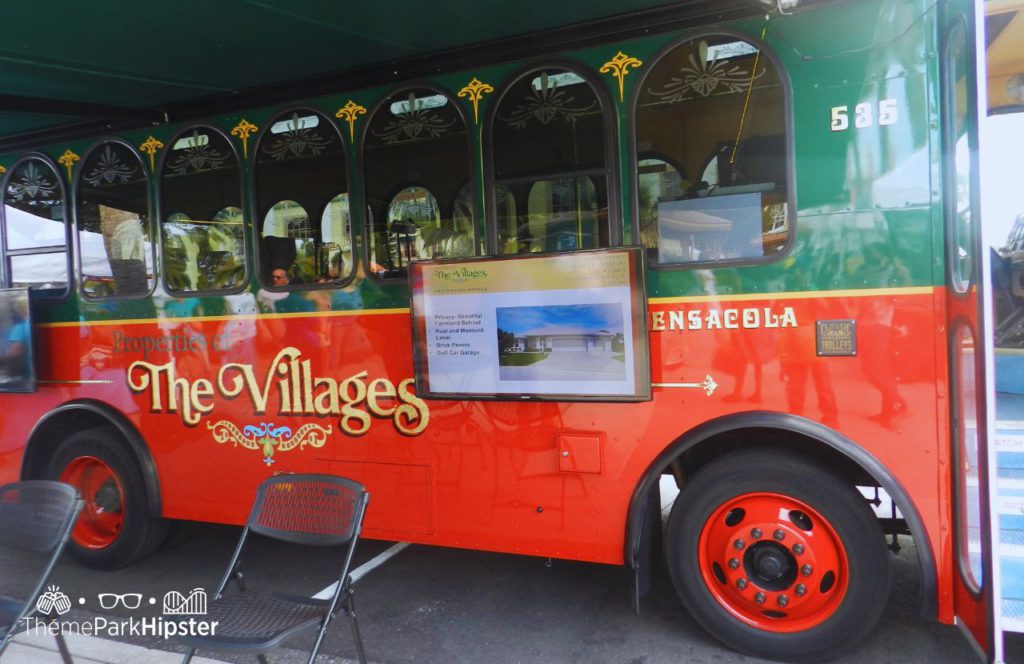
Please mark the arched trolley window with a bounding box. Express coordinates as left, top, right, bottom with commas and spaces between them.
254, 110, 351, 286
364, 87, 475, 279
489, 67, 614, 255
76, 141, 154, 298
159, 127, 246, 293
634, 35, 790, 266
1, 155, 70, 295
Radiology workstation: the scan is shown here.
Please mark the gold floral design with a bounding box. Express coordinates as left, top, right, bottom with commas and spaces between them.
335, 100, 367, 142
208, 420, 331, 466
600, 52, 643, 102
139, 136, 165, 172
457, 78, 494, 125
230, 119, 259, 159
58, 149, 80, 182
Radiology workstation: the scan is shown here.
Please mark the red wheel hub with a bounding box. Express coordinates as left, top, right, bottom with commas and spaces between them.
698, 492, 849, 632
60, 456, 125, 549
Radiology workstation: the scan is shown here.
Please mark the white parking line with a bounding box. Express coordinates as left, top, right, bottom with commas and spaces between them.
312, 542, 411, 600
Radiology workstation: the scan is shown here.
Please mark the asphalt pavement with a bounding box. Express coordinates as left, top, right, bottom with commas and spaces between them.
5, 520, 1024, 664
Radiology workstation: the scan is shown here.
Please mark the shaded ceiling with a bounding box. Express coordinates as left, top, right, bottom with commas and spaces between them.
0, 0, 769, 150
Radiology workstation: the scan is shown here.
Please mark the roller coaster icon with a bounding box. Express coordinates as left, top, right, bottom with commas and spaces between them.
162, 588, 207, 615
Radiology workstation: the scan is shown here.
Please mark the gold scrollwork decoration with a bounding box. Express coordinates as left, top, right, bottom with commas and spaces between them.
335, 100, 367, 142
457, 78, 494, 125
58, 149, 80, 182
139, 136, 165, 172
0, 165, 6, 176
277, 423, 331, 453
600, 52, 644, 103
207, 420, 331, 466
230, 119, 259, 159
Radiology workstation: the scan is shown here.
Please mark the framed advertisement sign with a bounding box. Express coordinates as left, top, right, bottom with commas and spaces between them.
410, 247, 650, 401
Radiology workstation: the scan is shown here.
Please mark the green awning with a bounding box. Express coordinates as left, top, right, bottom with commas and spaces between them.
0, 0, 768, 149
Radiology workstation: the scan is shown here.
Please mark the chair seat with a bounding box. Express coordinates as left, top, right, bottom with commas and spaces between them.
179, 590, 334, 652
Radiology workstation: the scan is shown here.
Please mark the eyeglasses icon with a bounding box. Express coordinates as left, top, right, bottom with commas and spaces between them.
97, 593, 143, 610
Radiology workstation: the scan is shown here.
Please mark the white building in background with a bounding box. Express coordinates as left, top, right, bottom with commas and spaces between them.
515, 326, 615, 353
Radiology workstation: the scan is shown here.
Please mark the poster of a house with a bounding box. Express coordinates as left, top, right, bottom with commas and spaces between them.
496, 303, 626, 382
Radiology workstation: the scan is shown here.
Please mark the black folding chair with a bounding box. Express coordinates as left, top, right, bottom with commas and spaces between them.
180, 474, 370, 664
0, 480, 82, 664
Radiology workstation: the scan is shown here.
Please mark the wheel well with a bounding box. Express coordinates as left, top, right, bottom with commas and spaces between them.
21, 400, 162, 516
626, 412, 937, 621
675, 427, 876, 488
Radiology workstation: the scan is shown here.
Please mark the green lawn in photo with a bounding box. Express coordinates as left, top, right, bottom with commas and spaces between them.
499, 351, 550, 366
612, 354, 625, 362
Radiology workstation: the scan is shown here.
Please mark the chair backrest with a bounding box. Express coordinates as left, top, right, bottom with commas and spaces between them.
0, 480, 80, 553
248, 474, 367, 546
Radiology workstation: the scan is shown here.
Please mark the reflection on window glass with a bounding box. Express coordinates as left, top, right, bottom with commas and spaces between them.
2, 158, 68, 292
452, 184, 484, 255
947, 21, 974, 294
263, 200, 313, 284
255, 111, 349, 285
160, 129, 246, 292
492, 68, 610, 255
953, 324, 983, 591
365, 88, 474, 278
77, 143, 152, 297
505, 177, 599, 254
319, 194, 352, 283
0, 290, 35, 391
635, 36, 789, 265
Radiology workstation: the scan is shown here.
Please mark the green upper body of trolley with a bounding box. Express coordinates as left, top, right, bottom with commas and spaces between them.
0, 0, 953, 327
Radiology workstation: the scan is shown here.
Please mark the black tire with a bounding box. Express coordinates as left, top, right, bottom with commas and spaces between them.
48, 426, 168, 569
665, 448, 890, 662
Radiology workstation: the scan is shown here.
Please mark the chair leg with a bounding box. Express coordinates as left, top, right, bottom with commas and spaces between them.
53, 630, 74, 664
182, 646, 197, 663
307, 620, 329, 664
345, 589, 368, 664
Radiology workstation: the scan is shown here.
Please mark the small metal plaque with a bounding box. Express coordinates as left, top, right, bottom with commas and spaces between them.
816, 320, 857, 356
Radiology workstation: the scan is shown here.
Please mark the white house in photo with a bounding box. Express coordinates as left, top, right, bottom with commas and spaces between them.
516, 326, 615, 353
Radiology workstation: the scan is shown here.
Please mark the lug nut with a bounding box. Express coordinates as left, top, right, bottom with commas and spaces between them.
773, 529, 785, 542
728, 558, 740, 570
793, 543, 805, 555
795, 584, 807, 596
778, 594, 789, 607
801, 564, 813, 577
734, 539, 745, 551
737, 578, 748, 590
754, 592, 766, 604
751, 528, 762, 539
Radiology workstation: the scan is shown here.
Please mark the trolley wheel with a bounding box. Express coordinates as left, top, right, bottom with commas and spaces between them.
665, 448, 890, 662
49, 426, 167, 569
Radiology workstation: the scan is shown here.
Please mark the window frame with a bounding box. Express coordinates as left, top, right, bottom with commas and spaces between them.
251, 106, 355, 291
0, 152, 73, 300
941, 15, 979, 299
73, 137, 156, 301
628, 29, 796, 271
483, 59, 621, 256
157, 123, 249, 298
360, 83, 477, 283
